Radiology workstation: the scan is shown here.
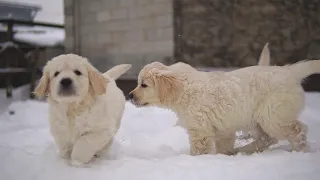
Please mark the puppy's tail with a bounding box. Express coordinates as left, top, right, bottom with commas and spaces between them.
258, 43, 270, 66
103, 64, 132, 80
287, 60, 320, 81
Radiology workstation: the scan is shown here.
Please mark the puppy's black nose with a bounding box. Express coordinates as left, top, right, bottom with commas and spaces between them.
60, 78, 72, 88
127, 93, 134, 100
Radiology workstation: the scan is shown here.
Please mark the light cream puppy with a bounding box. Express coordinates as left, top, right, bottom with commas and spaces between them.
171, 44, 273, 147
34, 54, 131, 166
129, 57, 318, 155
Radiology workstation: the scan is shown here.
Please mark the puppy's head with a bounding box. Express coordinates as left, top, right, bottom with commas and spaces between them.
34, 54, 107, 102
128, 62, 183, 107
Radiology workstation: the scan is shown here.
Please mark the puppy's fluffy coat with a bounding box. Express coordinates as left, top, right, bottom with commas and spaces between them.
129, 55, 319, 155
34, 54, 131, 165
172, 43, 271, 131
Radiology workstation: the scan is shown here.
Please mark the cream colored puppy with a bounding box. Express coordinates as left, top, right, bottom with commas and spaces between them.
129, 57, 318, 155
34, 54, 131, 166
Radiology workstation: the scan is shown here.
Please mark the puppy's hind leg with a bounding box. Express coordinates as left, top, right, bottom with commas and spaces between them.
259, 119, 309, 152
262, 88, 309, 152
280, 120, 309, 152
257, 94, 309, 153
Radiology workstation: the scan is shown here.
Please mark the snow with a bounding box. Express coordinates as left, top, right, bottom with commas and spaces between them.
0, 91, 320, 180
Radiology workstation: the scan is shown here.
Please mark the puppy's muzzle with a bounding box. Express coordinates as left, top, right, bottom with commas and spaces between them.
60, 78, 72, 89
59, 78, 76, 96
127, 93, 134, 100
127, 92, 147, 106
127, 92, 137, 104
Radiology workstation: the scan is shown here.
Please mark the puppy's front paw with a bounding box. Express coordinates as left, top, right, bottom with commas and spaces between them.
71, 149, 94, 165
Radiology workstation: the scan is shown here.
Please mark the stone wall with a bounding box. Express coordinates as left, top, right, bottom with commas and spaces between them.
175, 0, 320, 67
64, 0, 173, 79
64, 0, 320, 73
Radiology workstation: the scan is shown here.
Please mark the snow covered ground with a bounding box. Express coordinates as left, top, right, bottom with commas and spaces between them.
0, 91, 320, 180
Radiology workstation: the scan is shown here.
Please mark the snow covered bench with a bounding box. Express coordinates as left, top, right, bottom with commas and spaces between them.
0, 18, 63, 99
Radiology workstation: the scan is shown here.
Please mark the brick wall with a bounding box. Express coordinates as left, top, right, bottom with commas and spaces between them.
64, 0, 174, 79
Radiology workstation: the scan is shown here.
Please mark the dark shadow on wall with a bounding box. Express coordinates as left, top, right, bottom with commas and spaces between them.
173, 0, 320, 67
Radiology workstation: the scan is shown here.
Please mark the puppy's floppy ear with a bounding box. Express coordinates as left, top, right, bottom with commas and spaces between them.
34, 71, 50, 98
153, 69, 183, 104
87, 64, 108, 95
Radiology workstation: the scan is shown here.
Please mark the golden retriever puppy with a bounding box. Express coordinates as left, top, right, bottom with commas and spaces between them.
34, 54, 131, 166
171, 44, 272, 143
128, 57, 318, 155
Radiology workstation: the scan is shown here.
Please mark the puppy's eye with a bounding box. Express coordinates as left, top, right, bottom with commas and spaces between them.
54, 71, 59, 77
141, 83, 148, 88
74, 70, 82, 76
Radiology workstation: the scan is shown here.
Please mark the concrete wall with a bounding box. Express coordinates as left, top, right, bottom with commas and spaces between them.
64, 0, 173, 79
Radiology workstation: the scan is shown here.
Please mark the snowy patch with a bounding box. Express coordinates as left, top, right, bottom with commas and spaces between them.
0, 25, 65, 47
0, 93, 320, 180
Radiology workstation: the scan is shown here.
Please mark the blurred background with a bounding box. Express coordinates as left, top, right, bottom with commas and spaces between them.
0, 0, 320, 100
